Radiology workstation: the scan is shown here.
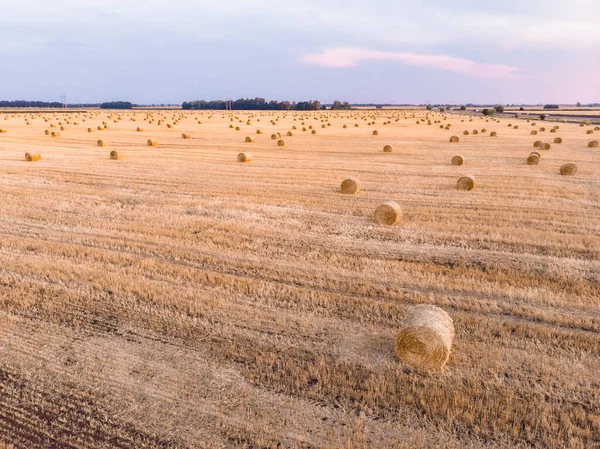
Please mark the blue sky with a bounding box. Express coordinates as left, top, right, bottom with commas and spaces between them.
1, 0, 599, 104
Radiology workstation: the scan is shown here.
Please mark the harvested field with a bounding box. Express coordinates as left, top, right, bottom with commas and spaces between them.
0, 109, 599, 449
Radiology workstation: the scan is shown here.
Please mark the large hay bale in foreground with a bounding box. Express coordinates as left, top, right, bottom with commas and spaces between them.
560, 163, 577, 175
25, 152, 41, 162
449, 136, 459, 143
109, 151, 123, 160
237, 152, 251, 162
341, 178, 360, 194
395, 305, 454, 371
383, 144, 393, 152
589, 140, 599, 148
451, 155, 464, 166
374, 201, 401, 225
457, 176, 475, 191
527, 153, 540, 165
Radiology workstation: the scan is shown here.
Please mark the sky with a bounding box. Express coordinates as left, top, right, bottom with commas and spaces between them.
0, 0, 599, 105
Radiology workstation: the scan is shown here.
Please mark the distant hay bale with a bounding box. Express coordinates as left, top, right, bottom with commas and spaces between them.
256, 129, 263, 134
88, 128, 93, 132
109, 151, 123, 160
449, 136, 459, 143
343, 124, 348, 128
539, 127, 546, 132
237, 152, 251, 162
245, 136, 254, 143
533, 140, 542, 148
554, 137, 563, 144
44, 130, 50, 135
374, 201, 402, 225
550, 128, 556, 133
51, 132, 60, 137
383, 144, 393, 152
530, 151, 541, 159
595, 126, 600, 131
463, 130, 469, 135
287, 131, 293, 136
490, 131, 497, 137
25, 152, 41, 162
513, 126, 519, 129
277, 139, 286, 147
588, 140, 599, 148
560, 163, 577, 175
147, 139, 158, 146
373, 130, 379, 135
137, 127, 143, 132
97, 140, 105, 147
271, 133, 277, 140
235, 126, 240, 131
472, 129, 478, 135
311, 130, 317, 134
527, 153, 540, 165
395, 305, 454, 371
541, 142, 551, 150
182, 133, 190, 139
531, 130, 538, 135
451, 155, 464, 166
456, 176, 475, 191
341, 178, 360, 194
481, 129, 487, 133
586, 130, 594, 135
97, 126, 102, 130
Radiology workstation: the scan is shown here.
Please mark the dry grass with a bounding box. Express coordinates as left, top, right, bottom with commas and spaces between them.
0, 108, 598, 449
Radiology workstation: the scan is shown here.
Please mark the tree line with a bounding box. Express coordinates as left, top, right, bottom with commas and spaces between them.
0, 100, 63, 108
183, 98, 352, 111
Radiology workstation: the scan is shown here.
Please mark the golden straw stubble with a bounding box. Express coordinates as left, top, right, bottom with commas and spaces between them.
395, 305, 455, 371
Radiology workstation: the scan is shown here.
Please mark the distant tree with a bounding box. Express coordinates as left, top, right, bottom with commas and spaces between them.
544, 104, 559, 109
482, 108, 496, 116
439, 107, 445, 112
576, 102, 582, 107
460, 105, 466, 111
519, 107, 525, 111
426, 104, 433, 110
0, 100, 62, 108
494, 105, 504, 113
100, 101, 133, 109
539, 114, 547, 120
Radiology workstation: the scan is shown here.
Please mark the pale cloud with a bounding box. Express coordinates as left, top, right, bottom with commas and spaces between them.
300, 48, 521, 79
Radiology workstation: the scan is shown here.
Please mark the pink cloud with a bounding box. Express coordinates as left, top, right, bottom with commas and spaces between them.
300, 47, 521, 79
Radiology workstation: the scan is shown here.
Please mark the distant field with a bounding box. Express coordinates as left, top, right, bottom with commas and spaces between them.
0, 109, 599, 448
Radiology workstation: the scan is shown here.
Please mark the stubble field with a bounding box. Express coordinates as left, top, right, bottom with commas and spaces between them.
0, 109, 599, 448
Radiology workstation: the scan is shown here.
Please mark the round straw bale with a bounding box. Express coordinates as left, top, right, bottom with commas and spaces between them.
137, 127, 143, 132
550, 128, 556, 133
451, 155, 464, 166
87, 128, 93, 132
373, 130, 379, 135
51, 132, 60, 137
533, 140, 542, 148
527, 153, 540, 165
287, 131, 293, 136
560, 163, 577, 175
270, 133, 277, 140
343, 125, 348, 128
44, 130, 50, 135
554, 137, 562, 144
147, 139, 157, 146
530, 151, 541, 159
109, 151, 123, 160
383, 144, 393, 152
541, 142, 551, 150
456, 176, 475, 191
586, 130, 594, 135
539, 127, 546, 132
235, 126, 240, 131
97, 140, 105, 147
463, 130, 469, 135
182, 133, 190, 139
514, 126, 519, 129
588, 140, 599, 148
531, 130, 538, 135
595, 127, 600, 131
24, 152, 41, 162
256, 129, 263, 134
277, 139, 285, 147
245, 136, 254, 143
472, 129, 478, 135
237, 152, 251, 162
341, 178, 360, 194
490, 131, 497, 137
449, 136, 459, 143
311, 130, 316, 134
374, 201, 402, 225
395, 305, 454, 371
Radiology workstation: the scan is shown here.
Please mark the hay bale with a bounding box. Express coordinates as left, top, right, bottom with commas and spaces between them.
44, 130, 50, 135
341, 178, 360, 194
24, 152, 41, 162
97, 140, 105, 147
109, 151, 123, 160
527, 153, 540, 165
554, 137, 563, 144
383, 144, 393, 152
271, 133, 277, 140
147, 139, 158, 146
256, 129, 263, 134
456, 176, 475, 191
531, 130, 538, 135
588, 140, 599, 148
374, 201, 401, 225
449, 136, 459, 143
530, 151, 541, 159
51, 132, 60, 137
541, 142, 551, 150
514, 125, 519, 129
88, 128, 93, 133
237, 152, 251, 162
343, 124, 348, 129
182, 133, 190, 139
245, 136, 254, 143
137, 127, 143, 132
560, 163, 577, 175
490, 131, 497, 137
472, 129, 478, 135
586, 130, 594, 135
311, 130, 317, 134
287, 131, 293, 136
533, 140, 542, 148
539, 127, 546, 132
395, 305, 454, 371
451, 155, 464, 166
277, 139, 285, 147
373, 130, 379, 135
463, 130, 469, 135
